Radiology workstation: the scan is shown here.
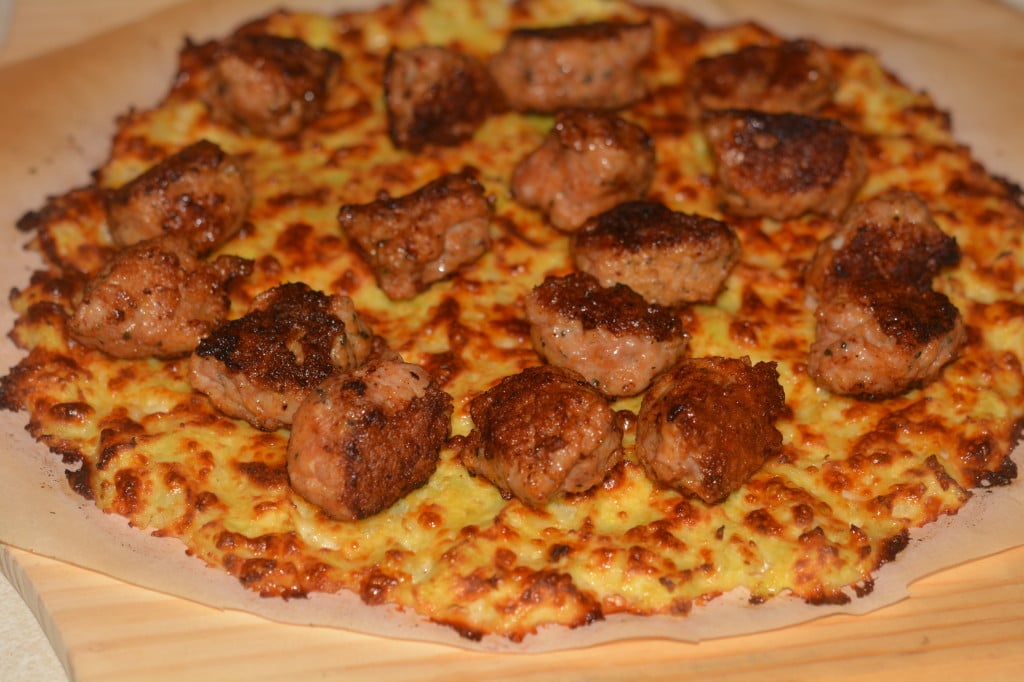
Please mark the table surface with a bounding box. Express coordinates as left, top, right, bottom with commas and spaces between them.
2, 2, 1024, 681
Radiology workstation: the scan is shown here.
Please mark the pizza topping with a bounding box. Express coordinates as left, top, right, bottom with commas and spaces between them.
104, 139, 251, 253
636, 356, 787, 504
384, 45, 504, 151
287, 355, 453, 521
488, 21, 654, 113
805, 189, 961, 302
338, 170, 493, 300
461, 364, 623, 507
570, 200, 740, 306
701, 109, 867, 220
807, 278, 966, 399
189, 282, 374, 430
524, 272, 688, 397
511, 109, 656, 231
67, 235, 252, 359
684, 39, 836, 117
196, 33, 341, 138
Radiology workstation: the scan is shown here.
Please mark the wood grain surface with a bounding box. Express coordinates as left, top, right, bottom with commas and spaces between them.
2, 1, 1024, 680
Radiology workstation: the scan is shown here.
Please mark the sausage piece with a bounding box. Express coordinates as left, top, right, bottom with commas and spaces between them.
287, 357, 453, 521
105, 139, 250, 253
636, 356, 787, 504
571, 200, 740, 306
461, 365, 623, 507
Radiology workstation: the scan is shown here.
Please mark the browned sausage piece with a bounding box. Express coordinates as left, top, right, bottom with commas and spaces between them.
807, 279, 966, 399
805, 189, 960, 302
338, 170, 493, 300
461, 365, 623, 507
189, 282, 374, 431
636, 356, 787, 504
524, 272, 688, 397
199, 33, 340, 138
105, 139, 250, 252
702, 109, 867, 220
384, 45, 503, 151
571, 200, 740, 306
68, 235, 251, 359
685, 40, 836, 118
488, 21, 653, 113
287, 357, 453, 521
511, 110, 655, 232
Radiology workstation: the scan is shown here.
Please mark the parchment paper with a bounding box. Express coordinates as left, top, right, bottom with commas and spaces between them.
1, 0, 1022, 653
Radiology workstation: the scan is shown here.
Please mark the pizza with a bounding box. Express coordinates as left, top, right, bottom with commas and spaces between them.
2, 0, 1022, 646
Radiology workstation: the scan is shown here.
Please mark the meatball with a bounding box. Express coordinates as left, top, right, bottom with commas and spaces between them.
524, 272, 688, 397
68, 236, 251, 359
511, 109, 656, 232
199, 33, 340, 138
805, 189, 961, 302
189, 282, 374, 431
461, 365, 623, 508
636, 356, 787, 504
287, 357, 453, 521
684, 40, 836, 117
702, 109, 867, 220
105, 139, 250, 252
807, 279, 966, 399
571, 200, 740, 306
338, 170, 493, 300
384, 45, 503, 151
488, 21, 653, 113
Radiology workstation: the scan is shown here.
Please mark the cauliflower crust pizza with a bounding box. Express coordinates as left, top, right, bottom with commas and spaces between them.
2, 0, 1023, 644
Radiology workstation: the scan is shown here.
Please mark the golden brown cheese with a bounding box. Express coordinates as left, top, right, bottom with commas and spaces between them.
2, 0, 1023, 644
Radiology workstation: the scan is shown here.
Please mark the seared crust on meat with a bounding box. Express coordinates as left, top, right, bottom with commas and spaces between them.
338, 170, 493, 300
189, 282, 374, 430
385, 45, 503, 151
511, 109, 655, 232
805, 190, 961, 301
571, 200, 740, 305
197, 33, 340, 138
524, 272, 688, 396
807, 279, 966, 399
461, 365, 623, 507
702, 109, 867, 220
685, 40, 836, 117
105, 139, 251, 252
489, 21, 653, 113
68, 236, 252, 359
636, 356, 787, 504
287, 357, 453, 521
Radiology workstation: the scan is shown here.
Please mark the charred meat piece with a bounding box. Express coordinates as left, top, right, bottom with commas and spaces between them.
189, 282, 374, 431
198, 33, 340, 138
384, 45, 503, 151
512, 109, 655, 232
636, 356, 787, 504
489, 21, 653, 113
68, 235, 251, 359
807, 278, 966, 399
702, 109, 866, 220
105, 139, 250, 253
287, 357, 452, 521
571, 200, 740, 306
338, 170, 493, 300
685, 40, 836, 117
524, 272, 688, 397
461, 365, 623, 508
805, 189, 961, 302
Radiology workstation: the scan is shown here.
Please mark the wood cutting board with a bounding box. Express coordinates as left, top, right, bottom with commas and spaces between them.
2, 1, 1024, 680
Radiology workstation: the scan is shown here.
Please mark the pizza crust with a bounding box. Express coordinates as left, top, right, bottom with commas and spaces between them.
1, 0, 1022, 653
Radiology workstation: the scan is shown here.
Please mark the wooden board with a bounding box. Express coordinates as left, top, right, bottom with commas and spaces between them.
3, 1, 1024, 680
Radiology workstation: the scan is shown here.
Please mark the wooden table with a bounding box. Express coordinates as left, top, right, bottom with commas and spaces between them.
1, 1, 1023, 680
